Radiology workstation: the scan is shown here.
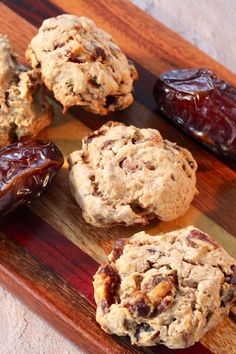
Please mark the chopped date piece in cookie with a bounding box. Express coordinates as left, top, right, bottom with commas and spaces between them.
134, 323, 155, 340
186, 229, 220, 250
127, 298, 151, 318
93, 226, 236, 348
68, 121, 197, 227
229, 265, 236, 285
26, 14, 138, 115
111, 238, 129, 261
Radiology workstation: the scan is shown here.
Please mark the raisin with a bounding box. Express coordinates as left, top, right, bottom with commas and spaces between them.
134, 322, 154, 340
133, 274, 143, 289
0, 140, 64, 216
143, 161, 155, 170
182, 279, 198, 289
112, 238, 128, 260
229, 265, 236, 285
67, 54, 85, 64
101, 298, 109, 313
128, 201, 156, 225
128, 299, 151, 317
147, 248, 157, 254
101, 140, 116, 150
153, 68, 236, 160
88, 78, 101, 88
221, 289, 234, 307
94, 47, 107, 61
80, 154, 89, 163
105, 95, 117, 108
129, 201, 145, 214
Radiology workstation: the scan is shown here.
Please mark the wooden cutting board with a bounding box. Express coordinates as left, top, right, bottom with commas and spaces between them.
0, 1, 236, 353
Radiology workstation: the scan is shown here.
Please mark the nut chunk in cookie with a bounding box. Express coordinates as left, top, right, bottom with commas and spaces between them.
93, 226, 236, 348
26, 14, 138, 115
0, 34, 52, 147
68, 121, 197, 227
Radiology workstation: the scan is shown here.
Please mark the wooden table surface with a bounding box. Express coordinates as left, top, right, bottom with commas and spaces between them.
0, 1, 235, 353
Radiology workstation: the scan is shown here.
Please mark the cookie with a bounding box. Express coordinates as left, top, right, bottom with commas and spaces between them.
93, 226, 236, 348
68, 121, 197, 227
26, 14, 138, 115
0, 34, 52, 147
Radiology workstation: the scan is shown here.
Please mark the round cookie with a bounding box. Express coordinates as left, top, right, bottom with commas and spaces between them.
93, 226, 236, 348
26, 14, 138, 115
0, 34, 52, 147
68, 121, 197, 227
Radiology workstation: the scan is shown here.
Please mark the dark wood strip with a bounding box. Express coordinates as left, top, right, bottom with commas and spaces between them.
0, 207, 98, 304
151, 343, 213, 354
2, 0, 63, 27
0, 207, 213, 354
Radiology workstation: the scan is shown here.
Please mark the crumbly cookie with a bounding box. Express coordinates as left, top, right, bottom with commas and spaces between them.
26, 14, 138, 115
93, 226, 236, 348
0, 34, 52, 147
68, 121, 197, 227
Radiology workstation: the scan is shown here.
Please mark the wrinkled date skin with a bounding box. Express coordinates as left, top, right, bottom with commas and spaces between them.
153, 68, 236, 160
0, 140, 64, 216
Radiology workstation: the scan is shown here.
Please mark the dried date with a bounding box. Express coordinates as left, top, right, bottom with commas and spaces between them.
153, 68, 236, 160
0, 140, 64, 215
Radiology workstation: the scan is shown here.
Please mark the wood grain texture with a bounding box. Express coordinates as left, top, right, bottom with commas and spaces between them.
0, 1, 235, 353
0, 207, 98, 304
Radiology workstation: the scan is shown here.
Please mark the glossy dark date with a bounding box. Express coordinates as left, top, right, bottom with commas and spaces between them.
0, 140, 64, 215
153, 68, 236, 160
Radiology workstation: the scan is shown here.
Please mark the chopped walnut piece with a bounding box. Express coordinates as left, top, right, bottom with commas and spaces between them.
146, 278, 174, 306
97, 264, 120, 307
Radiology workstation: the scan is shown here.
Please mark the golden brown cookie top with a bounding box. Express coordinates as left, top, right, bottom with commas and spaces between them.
26, 14, 138, 115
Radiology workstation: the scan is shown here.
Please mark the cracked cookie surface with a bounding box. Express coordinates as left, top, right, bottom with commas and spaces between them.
0, 34, 52, 147
26, 14, 138, 115
68, 121, 197, 227
93, 226, 236, 348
